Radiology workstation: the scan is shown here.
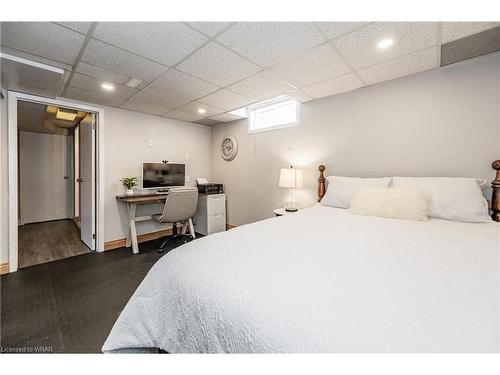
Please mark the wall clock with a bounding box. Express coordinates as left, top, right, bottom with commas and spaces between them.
221, 135, 238, 161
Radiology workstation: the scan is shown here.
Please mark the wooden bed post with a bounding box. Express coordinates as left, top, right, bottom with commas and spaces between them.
491, 160, 500, 222
317, 165, 326, 202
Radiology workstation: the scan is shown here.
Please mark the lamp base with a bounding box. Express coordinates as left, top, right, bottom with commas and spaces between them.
285, 207, 298, 212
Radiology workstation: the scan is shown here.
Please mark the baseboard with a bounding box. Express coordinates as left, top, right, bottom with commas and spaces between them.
0, 262, 9, 275
226, 224, 237, 230
104, 228, 173, 251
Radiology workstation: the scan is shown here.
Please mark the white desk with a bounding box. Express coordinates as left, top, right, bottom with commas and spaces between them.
116, 192, 169, 254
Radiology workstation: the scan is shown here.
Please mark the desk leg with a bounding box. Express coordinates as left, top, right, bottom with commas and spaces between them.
188, 218, 196, 239
125, 204, 132, 248
127, 203, 139, 254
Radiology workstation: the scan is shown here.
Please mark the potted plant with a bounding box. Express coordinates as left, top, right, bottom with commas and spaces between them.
120, 177, 138, 195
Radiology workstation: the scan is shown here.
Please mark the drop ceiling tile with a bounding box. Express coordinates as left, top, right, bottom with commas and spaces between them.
0, 22, 86, 65
162, 110, 203, 123
271, 43, 351, 88
286, 90, 314, 103
227, 71, 295, 100
120, 88, 191, 115
302, 73, 363, 99
1, 54, 64, 98
64, 86, 128, 107
334, 22, 438, 69
317, 22, 369, 39
209, 112, 243, 122
68, 72, 138, 99
148, 69, 219, 101
441, 22, 500, 43
76, 62, 130, 85
81, 39, 168, 82
217, 22, 326, 67
187, 22, 232, 36
177, 42, 260, 87
198, 89, 255, 111
0, 46, 73, 70
175, 101, 225, 117
55, 22, 92, 34
93, 22, 207, 66
357, 47, 439, 86
195, 118, 221, 126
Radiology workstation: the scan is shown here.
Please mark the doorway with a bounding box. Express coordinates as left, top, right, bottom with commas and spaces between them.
16, 101, 96, 268
7, 92, 104, 272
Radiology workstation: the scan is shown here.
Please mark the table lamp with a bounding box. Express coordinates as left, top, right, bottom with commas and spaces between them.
279, 166, 304, 212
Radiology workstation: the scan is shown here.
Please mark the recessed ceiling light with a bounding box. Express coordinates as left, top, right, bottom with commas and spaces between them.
197, 108, 206, 115
377, 38, 394, 49
101, 82, 115, 91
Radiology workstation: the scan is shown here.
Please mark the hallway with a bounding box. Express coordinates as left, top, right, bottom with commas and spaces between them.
18, 220, 90, 268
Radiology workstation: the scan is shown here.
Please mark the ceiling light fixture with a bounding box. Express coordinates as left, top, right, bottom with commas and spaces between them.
197, 108, 207, 115
377, 38, 394, 49
46, 105, 58, 114
101, 82, 115, 91
56, 108, 78, 121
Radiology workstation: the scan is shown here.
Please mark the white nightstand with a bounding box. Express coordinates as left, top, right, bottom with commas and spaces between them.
273, 208, 301, 216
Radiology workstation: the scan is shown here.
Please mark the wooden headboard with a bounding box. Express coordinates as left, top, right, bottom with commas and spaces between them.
317, 160, 500, 222
492, 160, 500, 222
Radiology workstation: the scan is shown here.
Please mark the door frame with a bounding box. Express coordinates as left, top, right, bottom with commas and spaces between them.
7, 91, 105, 272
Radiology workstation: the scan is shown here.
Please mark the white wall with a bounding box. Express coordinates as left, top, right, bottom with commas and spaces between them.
212, 53, 500, 226
102, 107, 212, 242
18, 131, 72, 224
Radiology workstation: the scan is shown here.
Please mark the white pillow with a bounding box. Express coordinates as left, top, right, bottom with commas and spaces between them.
321, 176, 392, 208
392, 177, 491, 223
349, 187, 429, 221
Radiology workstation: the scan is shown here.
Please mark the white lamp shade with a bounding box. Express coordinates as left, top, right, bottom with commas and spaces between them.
279, 167, 304, 188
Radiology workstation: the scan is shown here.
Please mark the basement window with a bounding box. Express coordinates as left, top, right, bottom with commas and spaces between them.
247, 96, 299, 133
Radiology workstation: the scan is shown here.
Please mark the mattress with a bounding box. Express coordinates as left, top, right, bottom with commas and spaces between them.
102, 205, 500, 353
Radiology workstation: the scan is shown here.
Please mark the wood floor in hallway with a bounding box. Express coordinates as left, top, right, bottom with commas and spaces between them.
18, 219, 91, 268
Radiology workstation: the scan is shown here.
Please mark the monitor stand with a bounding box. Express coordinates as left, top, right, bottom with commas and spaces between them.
157, 188, 169, 193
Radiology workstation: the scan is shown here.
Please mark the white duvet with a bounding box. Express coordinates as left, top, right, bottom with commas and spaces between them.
102, 205, 500, 353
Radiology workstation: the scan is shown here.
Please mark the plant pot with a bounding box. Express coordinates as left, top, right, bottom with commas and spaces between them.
125, 188, 134, 196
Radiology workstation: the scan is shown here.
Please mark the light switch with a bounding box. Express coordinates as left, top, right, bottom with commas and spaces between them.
148, 139, 153, 147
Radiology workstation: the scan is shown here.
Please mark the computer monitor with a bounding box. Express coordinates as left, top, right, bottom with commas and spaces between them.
142, 162, 185, 189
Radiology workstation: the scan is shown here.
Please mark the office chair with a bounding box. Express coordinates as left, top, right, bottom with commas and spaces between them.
152, 187, 199, 253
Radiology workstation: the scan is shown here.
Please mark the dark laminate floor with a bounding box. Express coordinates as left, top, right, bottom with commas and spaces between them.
1, 236, 197, 353
18, 220, 91, 268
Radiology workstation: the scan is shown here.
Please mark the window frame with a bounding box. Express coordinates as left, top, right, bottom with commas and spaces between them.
247, 95, 300, 134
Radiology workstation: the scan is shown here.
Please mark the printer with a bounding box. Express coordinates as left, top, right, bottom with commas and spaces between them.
196, 178, 224, 195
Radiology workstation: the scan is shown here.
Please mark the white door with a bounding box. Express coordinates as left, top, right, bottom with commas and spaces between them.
79, 113, 96, 250
19, 131, 71, 223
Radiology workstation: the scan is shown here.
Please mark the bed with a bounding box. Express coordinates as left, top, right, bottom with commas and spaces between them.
102, 162, 500, 353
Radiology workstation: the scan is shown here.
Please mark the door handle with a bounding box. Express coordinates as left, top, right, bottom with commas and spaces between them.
64, 176, 69, 179
76, 178, 83, 182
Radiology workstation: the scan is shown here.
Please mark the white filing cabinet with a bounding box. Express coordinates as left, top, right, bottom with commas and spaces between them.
194, 193, 226, 235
